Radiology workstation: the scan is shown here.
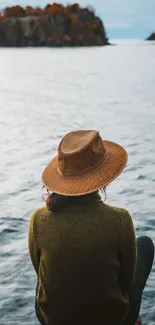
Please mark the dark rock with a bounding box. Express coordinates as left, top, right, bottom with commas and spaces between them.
0, 6, 109, 47
62, 34, 72, 46
96, 35, 104, 46
0, 18, 21, 46
146, 32, 155, 41
20, 17, 46, 46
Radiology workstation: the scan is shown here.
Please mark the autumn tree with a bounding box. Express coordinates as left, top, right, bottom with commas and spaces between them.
44, 3, 65, 14
0, 3, 99, 23
3, 5, 25, 18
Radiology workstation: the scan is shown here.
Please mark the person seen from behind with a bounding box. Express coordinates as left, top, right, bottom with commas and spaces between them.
28, 130, 154, 325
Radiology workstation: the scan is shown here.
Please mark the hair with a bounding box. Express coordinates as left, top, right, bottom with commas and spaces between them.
42, 187, 107, 213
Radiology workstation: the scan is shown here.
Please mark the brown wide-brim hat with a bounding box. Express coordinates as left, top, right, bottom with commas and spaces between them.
42, 130, 128, 196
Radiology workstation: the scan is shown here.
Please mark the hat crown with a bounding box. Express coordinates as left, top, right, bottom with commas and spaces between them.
58, 130, 107, 177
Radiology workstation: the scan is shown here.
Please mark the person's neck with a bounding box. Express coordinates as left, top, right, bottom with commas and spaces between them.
47, 191, 102, 213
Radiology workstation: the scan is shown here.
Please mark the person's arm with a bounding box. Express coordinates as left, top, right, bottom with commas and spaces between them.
28, 209, 50, 325
28, 209, 40, 276
118, 209, 137, 293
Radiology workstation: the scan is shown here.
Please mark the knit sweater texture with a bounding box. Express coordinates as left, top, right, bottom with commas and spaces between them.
28, 193, 136, 325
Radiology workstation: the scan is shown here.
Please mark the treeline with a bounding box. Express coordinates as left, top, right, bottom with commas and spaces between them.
0, 3, 96, 21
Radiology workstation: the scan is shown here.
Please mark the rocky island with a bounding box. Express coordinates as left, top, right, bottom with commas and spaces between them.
0, 3, 109, 47
146, 32, 155, 41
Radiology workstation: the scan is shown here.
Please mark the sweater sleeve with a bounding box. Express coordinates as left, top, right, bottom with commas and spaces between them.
28, 209, 40, 276
118, 209, 137, 293
28, 210, 50, 325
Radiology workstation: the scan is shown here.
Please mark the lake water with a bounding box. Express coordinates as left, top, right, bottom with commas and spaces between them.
0, 39, 155, 325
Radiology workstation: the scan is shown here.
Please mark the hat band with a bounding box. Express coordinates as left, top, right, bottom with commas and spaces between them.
57, 151, 108, 178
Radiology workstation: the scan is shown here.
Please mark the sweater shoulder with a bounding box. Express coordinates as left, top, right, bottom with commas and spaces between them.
29, 206, 53, 240
103, 204, 134, 242
103, 203, 133, 227
104, 203, 130, 216
30, 206, 52, 224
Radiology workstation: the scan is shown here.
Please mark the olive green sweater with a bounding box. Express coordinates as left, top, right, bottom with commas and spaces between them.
28, 193, 136, 325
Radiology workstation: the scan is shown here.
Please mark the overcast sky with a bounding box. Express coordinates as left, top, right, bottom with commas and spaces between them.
0, 0, 154, 38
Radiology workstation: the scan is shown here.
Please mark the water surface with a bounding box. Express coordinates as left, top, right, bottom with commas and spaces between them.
0, 40, 155, 324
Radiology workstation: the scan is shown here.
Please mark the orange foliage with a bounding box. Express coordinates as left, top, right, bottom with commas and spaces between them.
44, 3, 65, 14
24, 6, 44, 16
3, 5, 25, 18
70, 14, 79, 26
0, 3, 98, 21
92, 21, 97, 29
25, 6, 33, 13
91, 19, 100, 30
35, 7, 45, 16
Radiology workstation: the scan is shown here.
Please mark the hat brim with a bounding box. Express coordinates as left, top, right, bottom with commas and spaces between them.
42, 140, 128, 196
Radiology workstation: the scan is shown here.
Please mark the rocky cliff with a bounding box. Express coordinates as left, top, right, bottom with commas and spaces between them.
146, 32, 155, 41
0, 4, 109, 47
